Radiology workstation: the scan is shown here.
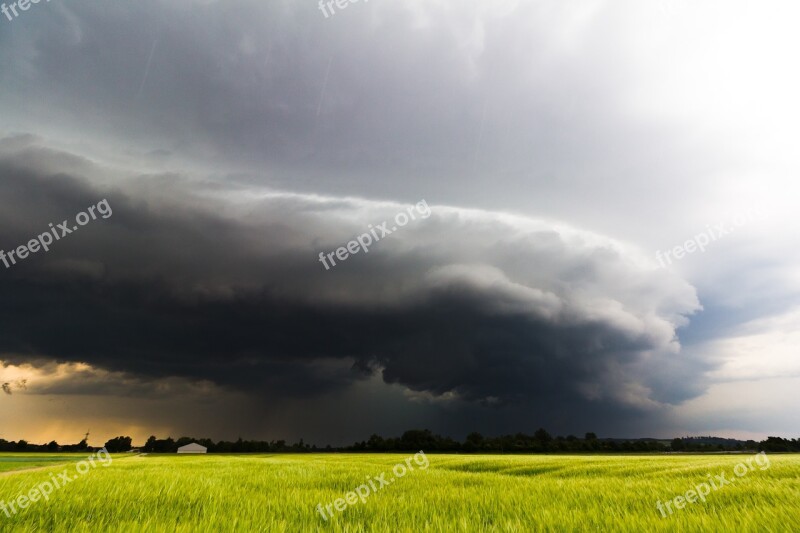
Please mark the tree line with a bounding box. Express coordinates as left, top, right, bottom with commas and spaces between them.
3, 431, 799, 454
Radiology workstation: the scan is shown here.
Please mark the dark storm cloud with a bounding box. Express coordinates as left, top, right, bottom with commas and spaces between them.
0, 138, 702, 417
1, 0, 796, 441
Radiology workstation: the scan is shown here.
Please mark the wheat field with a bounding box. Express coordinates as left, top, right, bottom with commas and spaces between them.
1, 453, 799, 532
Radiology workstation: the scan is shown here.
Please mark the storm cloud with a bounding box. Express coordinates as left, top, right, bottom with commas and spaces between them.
0, 137, 700, 419
2, 0, 798, 444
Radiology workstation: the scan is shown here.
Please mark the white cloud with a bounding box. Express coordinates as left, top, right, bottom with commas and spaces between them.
703, 307, 800, 381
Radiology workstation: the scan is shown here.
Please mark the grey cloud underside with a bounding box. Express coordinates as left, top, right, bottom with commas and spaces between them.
0, 140, 702, 410
0, 0, 731, 218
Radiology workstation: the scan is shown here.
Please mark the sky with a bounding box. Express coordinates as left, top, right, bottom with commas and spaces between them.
1, 0, 798, 447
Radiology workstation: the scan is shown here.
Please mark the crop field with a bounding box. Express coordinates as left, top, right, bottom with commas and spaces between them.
1, 453, 799, 532
0, 455, 86, 474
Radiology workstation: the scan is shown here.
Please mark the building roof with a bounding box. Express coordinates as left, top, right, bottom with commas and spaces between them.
177, 442, 207, 452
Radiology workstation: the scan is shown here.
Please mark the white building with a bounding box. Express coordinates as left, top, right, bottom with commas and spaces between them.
177, 442, 207, 454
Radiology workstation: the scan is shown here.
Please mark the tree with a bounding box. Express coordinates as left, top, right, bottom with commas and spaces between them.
466, 432, 484, 446
104, 436, 133, 453
155, 438, 176, 453
366, 434, 385, 451
175, 437, 196, 449
140, 436, 177, 453
534, 428, 552, 443
399, 430, 437, 451
585, 432, 597, 441
463, 432, 484, 452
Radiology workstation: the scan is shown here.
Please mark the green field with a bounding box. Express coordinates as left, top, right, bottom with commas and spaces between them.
1, 453, 799, 532
0, 455, 86, 474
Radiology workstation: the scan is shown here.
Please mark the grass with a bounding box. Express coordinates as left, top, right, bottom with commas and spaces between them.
0, 453, 799, 532
0, 454, 85, 474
